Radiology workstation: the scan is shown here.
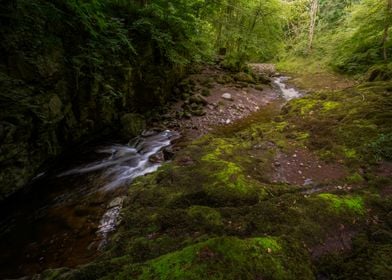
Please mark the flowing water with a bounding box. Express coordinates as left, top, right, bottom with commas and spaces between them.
0, 75, 300, 279
0, 130, 179, 279
273, 76, 302, 100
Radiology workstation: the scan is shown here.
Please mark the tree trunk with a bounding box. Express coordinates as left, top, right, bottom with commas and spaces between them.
382, 0, 392, 61
308, 0, 319, 52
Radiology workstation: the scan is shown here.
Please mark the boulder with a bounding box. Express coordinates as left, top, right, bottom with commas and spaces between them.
233, 72, 254, 83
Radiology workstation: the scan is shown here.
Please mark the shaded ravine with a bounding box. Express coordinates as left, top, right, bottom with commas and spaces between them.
0, 74, 300, 279
0, 130, 179, 279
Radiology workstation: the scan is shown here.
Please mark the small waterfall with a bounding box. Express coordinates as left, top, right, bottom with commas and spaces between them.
273, 76, 302, 100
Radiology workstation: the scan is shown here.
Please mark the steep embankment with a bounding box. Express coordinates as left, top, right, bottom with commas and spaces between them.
37, 67, 392, 279
0, 0, 183, 199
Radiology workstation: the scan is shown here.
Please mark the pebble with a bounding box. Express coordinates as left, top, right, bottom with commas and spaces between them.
222, 93, 233, 100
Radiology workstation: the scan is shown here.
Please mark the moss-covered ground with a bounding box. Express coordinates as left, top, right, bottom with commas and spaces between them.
41, 78, 392, 279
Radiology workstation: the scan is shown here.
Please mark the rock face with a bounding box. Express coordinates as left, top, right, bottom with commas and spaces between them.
0, 1, 182, 199
121, 114, 146, 138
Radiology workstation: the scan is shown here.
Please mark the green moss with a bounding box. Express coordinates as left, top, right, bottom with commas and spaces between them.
322, 101, 341, 112
343, 148, 358, 159
200, 138, 257, 195
294, 131, 310, 141
214, 162, 245, 191
318, 194, 365, 215
346, 172, 364, 184
201, 138, 235, 162
123, 237, 313, 280
187, 206, 222, 227
46, 75, 392, 280
289, 98, 318, 115
253, 237, 282, 252
275, 121, 289, 132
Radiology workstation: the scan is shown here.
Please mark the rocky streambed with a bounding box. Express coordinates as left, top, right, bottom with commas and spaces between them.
0, 65, 303, 279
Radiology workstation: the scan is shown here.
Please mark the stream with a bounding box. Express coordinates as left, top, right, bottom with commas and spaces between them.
0, 75, 300, 279
273, 76, 302, 101
0, 130, 179, 279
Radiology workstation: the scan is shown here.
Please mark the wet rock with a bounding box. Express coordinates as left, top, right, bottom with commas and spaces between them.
163, 147, 175, 160
149, 151, 165, 163
222, 93, 233, 101
257, 74, 272, 85
107, 196, 126, 209
303, 178, 313, 186
142, 130, 159, 137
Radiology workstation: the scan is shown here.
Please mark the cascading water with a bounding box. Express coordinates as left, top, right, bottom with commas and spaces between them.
273, 76, 302, 100
0, 130, 179, 278
58, 130, 179, 191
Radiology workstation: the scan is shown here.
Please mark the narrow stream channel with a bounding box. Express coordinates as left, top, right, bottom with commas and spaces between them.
0, 76, 300, 279
0, 130, 179, 279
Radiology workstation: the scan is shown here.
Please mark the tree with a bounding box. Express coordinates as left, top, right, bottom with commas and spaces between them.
308, 0, 318, 51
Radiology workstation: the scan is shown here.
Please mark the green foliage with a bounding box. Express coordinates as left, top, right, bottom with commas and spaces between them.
210, 0, 284, 69
332, 0, 392, 73
282, 0, 392, 76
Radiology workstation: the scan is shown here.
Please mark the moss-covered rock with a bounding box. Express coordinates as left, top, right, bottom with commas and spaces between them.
233, 72, 255, 84
112, 237, 314, 280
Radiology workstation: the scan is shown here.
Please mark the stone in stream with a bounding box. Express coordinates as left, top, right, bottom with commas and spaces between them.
163, 146, 175, 160
107, 196, 126, 209
149, 151, 165, 163
222, 93, 233, 101
303, 178, 313, 186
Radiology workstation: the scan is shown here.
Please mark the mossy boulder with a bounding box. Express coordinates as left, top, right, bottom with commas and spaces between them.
114, 237, 314, 280
233, 72, 255, 84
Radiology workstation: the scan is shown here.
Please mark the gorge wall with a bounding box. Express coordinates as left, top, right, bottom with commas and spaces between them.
0, 0, 183, 199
